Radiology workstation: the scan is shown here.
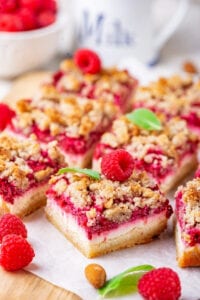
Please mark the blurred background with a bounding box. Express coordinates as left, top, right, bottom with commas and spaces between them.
61, 0, 200, 67
0, 0, 200, 79
154, 0, 200, 65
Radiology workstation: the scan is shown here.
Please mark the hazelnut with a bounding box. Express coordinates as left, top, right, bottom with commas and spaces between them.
84, 263, 106, 289
183, 61, 198, 74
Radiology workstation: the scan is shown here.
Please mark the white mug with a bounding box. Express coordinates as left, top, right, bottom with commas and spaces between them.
72, 0, 189, 65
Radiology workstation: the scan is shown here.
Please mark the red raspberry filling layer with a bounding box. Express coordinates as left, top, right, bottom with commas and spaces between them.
10, 122, 104, 155
176, 192, 200, 247
0, 151, 59, 204
0, 178, 22, 204
51, 70, 136, 111
59, 132, 101, 155
182, 112, 200, 130
47, 186, 172, 240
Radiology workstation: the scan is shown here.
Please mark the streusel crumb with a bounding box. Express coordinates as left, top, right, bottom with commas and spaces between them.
51, 171, 166, 225
180, 178, 200, 226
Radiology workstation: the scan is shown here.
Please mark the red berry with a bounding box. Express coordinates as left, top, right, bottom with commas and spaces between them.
74, 48, 101, 74
18, 8, 37, 30
0, 14, 23, 32
37, 10, 56, 28
0, 214, 27, 242
0, 103, 15, 130
0, 234, 35, 271
138, 267, 181, 300
101, 149, 134, 182
0, 0, 17, 13
19, 0, 42, 12
42, 0, 57, 13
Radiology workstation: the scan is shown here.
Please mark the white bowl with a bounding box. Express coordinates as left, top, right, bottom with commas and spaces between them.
0, 15, 65, 78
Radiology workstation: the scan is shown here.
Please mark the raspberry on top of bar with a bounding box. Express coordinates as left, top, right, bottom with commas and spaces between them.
176, 178, 200, 247
93, 115, 198, 192
41, 49, 138, 112
133, 75, 200, 134
0, 133, 64, 215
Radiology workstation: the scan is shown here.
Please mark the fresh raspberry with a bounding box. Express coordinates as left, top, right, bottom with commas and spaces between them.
0, 0, 17, 13
18, 8, 37, 30
0, 103, 15, 130
74, 48, 101, 74
0, 214, 27, 242
42, 0, 57, 13
37, 10, 56, 28
19, 0, 42, 12
0, 234, 35, 271
101, 149, 134, 182
0, 13, 23, 31
138, 267, 181, 300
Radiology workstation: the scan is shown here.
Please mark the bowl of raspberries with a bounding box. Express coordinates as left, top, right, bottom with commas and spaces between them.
0, 0, 64, 77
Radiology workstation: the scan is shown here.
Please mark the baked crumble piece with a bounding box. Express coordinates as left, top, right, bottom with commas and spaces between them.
175, 178, 200, 267
40, 58, 138, 112
7, 96, 117, 167
133, 75, 200, 134
0, 133, 64, 216
93, 115, 198, 191
47, 169, 172, 236
176, 179, 200, 244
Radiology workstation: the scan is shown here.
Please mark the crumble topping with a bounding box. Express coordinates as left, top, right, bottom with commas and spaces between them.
134, 75, 200, 116
37, 85, 63, 103
0, 134, 63, 191
59, 58, 135, 85
42, 59, 138, 108
103, 203, 132, 223
13, 96, 117, 138
51, 170, 167, 226
100, 116, 197, 169
180, 178, 200, 227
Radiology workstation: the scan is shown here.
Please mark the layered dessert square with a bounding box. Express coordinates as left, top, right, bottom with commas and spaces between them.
46, 150, 172, 258
40, 51, 138, 113
133, 76, 200, 134
175, 178, 200, 267
93, 115, 198, 192
6, 95, 117, 168
0, 134, 64, 217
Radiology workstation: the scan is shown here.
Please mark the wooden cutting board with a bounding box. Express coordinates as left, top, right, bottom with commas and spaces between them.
0, 267, 81, 300
3, 71, 51, 105
1, 73, 82, 300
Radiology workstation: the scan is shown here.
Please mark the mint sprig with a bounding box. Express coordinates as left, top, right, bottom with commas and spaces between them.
126, 108, 162, 131
57, 167, 101, 180
98, 264, 154, 298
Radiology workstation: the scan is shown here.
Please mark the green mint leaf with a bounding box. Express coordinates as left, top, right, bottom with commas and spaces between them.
126, 108, 162, 131
98, 264, 154, 298
57, 167, 101, 180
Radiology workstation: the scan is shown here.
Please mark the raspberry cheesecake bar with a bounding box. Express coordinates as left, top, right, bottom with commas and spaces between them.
133, 76, 200, 134
0, 134, 64, 217
93, 114, 198, 192
175, 178, 200, 267
7, 95, 117, 168
40, 49, 138, 113
45, 150, 172, 258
